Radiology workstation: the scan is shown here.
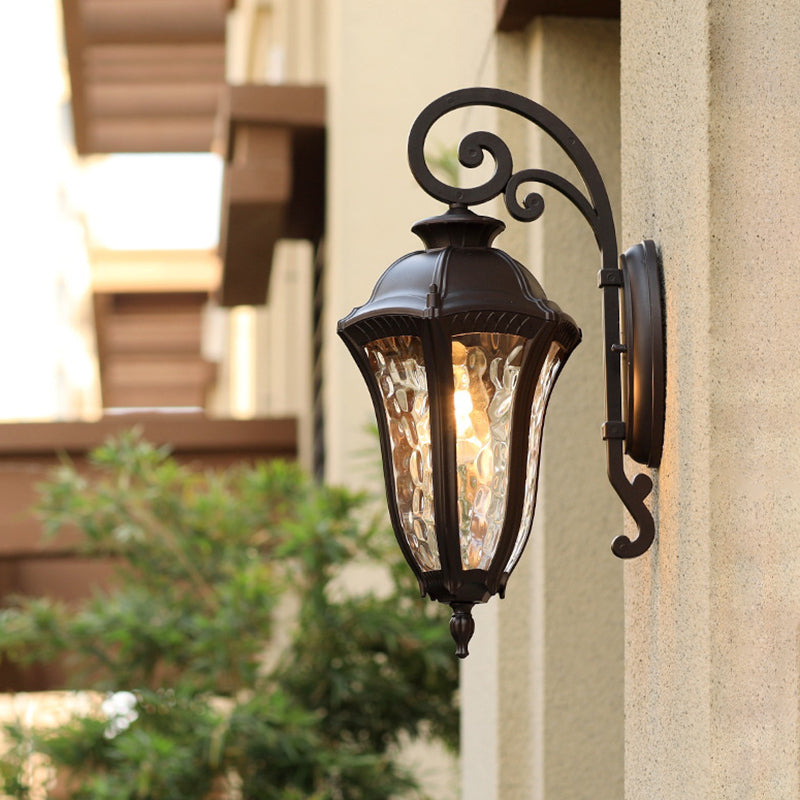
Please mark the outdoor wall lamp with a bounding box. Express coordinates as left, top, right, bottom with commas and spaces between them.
338, 88, 665, 657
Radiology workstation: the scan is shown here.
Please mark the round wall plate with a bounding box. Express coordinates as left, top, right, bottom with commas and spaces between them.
619, 240, 665, 468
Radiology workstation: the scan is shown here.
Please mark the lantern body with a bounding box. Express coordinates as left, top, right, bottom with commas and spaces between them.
338, 208, 580, 647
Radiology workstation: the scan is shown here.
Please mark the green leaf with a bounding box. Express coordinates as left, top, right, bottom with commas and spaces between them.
0, 432, 458, 799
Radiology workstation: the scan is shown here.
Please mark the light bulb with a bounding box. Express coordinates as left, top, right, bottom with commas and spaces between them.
454, 388, 474, 437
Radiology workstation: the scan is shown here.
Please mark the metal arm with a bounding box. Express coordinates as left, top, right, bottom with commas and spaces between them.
406, 87, 661, 558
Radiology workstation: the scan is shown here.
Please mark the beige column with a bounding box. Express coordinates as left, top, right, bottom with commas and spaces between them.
622, 1, 800, 797
462, 19, 624, 800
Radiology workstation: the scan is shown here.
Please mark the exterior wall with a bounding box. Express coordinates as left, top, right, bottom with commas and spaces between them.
622, 1, 800, 797
324, 2, 497, 797
325, 8, 624, 799
324, 0, 498, 489
461, 19, 623, 800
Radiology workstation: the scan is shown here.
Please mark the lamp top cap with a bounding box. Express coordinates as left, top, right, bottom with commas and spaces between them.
337, 204, 577, 335
411, 205, 505, 251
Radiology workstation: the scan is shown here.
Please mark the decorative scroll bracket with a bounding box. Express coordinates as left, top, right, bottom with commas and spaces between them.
407, 87, 665, 558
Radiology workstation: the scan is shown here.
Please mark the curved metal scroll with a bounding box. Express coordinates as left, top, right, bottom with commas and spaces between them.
407, 87, 656, 558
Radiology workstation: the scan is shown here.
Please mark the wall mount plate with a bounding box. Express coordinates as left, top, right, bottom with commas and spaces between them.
619, 240, 665, 468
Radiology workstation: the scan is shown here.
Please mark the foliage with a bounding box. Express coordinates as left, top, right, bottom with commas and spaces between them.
427, 145, 460, 187
0, 432, 457, 800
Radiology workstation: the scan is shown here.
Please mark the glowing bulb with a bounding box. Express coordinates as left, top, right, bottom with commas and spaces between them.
454, 388, 474, 437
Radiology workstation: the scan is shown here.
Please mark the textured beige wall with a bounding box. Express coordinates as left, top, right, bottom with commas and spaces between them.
325, 3, 496, 797
622, 1, 800, 797
325, 0, 496, 487
326, 8, 626, 798
461, 19, 624, 800
530, 22, 624, 800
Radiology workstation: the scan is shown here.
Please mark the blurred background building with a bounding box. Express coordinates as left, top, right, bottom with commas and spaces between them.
3, 1, 800, 798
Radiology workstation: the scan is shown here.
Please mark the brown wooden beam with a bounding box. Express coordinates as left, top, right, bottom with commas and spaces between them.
103, 357, 216, 408
104, 356, 212, 378
85, 82, 221, 118
87, 42, 225, 67
222, 84, 326, 141
226, 164, 292, 204
0, 415, 297, 559
217, 202, 286, 307
61, 0, 229, 154
102, 313, 203, 354
496, 0, 619, 31
216, 85, 326, 306
87, 116, 216, 153
0, 558, 117, 691
219, 123, 292, 306
93, 292, 214, 409
0, 415, 297, 459
12, 558, 116, 603
0, 409, 295, 692
81, 0, 231, 44
84, 44, 226, 84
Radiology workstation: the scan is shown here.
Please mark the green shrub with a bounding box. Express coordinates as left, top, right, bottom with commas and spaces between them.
0, 432, 457, 800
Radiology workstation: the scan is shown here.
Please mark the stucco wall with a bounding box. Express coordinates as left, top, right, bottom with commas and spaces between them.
622, 1, 800, 797
325, 3, 497, 797
326, 8, 626, 798
462, 18, 624, 800
324, 0, 497, 490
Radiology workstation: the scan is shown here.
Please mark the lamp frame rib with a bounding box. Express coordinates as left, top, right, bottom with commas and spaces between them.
407, 87, 664, 558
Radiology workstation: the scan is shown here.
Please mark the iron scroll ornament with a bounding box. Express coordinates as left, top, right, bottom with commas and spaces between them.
407, 87, 663, 558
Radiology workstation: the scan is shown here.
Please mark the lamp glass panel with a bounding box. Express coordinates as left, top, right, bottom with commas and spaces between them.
452, 333, 526, 570
506, 341, 565, 572
365, 336, 439, 571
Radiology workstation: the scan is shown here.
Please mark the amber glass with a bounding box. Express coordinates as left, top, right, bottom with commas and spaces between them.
506, 341, 565, 572
451, 333, 527, 570
365, 336, 439, 571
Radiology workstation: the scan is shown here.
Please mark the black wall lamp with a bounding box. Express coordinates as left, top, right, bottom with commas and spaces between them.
338, 88, 665, 657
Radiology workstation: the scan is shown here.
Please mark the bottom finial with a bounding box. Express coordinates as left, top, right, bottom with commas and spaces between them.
449, 602, 476, 658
